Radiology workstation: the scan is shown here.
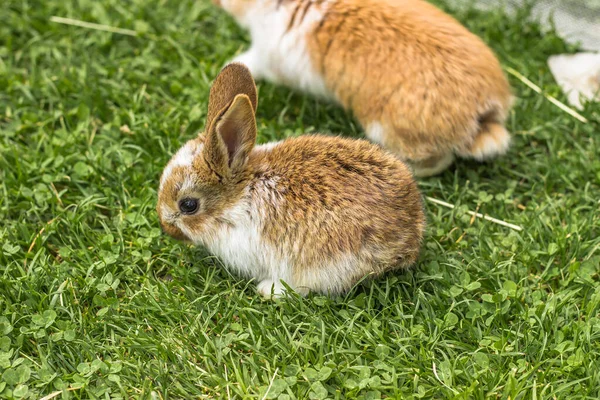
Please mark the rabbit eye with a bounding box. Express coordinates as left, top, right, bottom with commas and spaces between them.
178, 198, 199, 215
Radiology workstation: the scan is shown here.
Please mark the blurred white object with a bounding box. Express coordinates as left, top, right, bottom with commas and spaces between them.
547, 53, 600, 110
449, 0, 600, 51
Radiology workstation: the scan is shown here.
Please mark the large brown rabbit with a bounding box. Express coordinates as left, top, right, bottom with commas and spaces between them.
157, 64, 425, 298
213, 0, 513, 176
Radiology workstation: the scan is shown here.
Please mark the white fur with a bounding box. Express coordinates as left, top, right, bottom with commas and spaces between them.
294, 252, 366, 295
181, 185, 294, 297
366, 122, 386, 146
469, 126, 511, 161
548, 52, 600, 110
160, 140, 201, 190
230, 1, 331, 99
255, 141, 282, 152
256, 279, 286, 298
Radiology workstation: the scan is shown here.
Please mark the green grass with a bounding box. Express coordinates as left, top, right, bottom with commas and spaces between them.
1, 0, 599, 398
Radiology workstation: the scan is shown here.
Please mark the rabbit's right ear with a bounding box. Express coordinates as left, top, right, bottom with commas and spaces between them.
205, 63, 258, 131
203, 94, 257, 177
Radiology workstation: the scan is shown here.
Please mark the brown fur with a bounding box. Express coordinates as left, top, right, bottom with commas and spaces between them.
310, 0, 512, 161
157, 63, 426, 296
249, 135, 424, 286
214, 0, 513, 176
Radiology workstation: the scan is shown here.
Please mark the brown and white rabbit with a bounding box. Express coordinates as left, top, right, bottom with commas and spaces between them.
157, 63, 425, 298
212, 0, 513, 177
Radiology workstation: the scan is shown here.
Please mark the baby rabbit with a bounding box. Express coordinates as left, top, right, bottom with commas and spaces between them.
157, 63, 425, 298
212, 0, 513, 177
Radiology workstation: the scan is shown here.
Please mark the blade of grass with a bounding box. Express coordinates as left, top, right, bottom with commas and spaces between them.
50, 16, 138, 36
426, 196, 523, 231
505, 66, 589, 124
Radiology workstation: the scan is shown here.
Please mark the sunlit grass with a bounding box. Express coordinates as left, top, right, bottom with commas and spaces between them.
0, 0, 599, 398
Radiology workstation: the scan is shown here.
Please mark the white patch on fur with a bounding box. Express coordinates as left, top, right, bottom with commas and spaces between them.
256, 279, 286, 299
255, 141, 282, 152
469, 125, 511, 161
160, 140, 202, 190
183, 187, 292, 297
366, 122, 386, 145
231, 1, 331, 99
295, 252, 365, 295
177, 179, 192, 196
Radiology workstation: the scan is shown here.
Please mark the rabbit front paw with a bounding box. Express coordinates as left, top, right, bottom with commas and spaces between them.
257, 279, 285, 299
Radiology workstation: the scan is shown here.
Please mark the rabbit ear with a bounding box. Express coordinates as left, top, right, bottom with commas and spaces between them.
205, 63, 258, 132
204, 94, 257, 177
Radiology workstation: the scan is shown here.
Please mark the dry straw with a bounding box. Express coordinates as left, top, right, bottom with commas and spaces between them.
50, 16, 138, 36
426, 196, 523, 232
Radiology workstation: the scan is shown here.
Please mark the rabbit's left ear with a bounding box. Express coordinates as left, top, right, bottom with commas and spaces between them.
204, 93, 257, 177
205, 63, 258, 133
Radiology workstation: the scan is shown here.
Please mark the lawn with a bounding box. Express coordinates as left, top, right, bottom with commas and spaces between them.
1, 0, 599, 398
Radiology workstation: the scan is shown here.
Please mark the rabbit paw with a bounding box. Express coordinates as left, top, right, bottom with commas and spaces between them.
257, 279, 285, 299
